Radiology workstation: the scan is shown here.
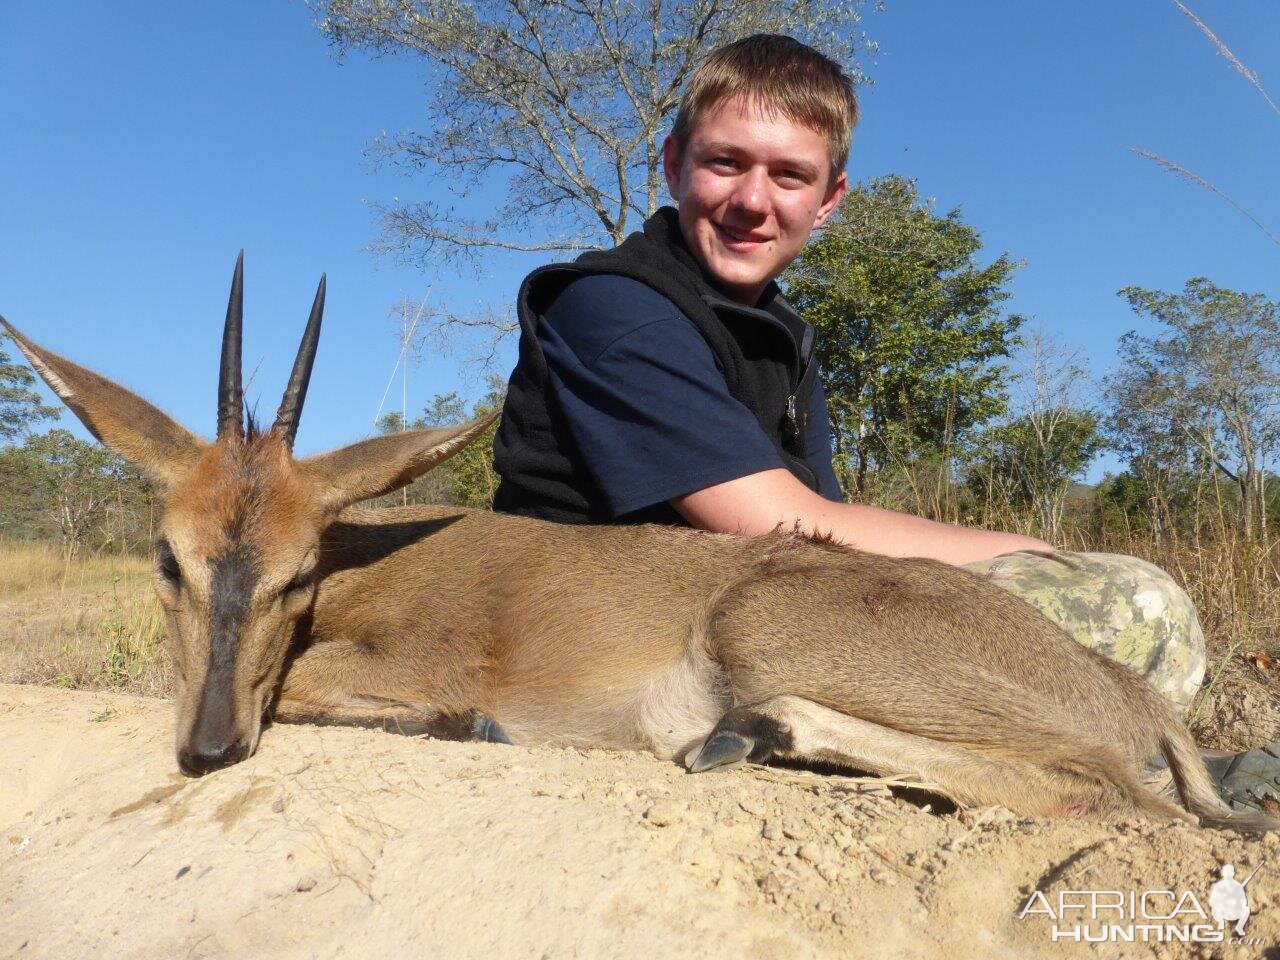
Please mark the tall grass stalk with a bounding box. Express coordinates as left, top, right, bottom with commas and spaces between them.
857, 453, 1280, 668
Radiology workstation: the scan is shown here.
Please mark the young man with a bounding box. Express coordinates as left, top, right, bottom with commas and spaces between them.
492, 34, 1280, 808
493, 34, 1048, 566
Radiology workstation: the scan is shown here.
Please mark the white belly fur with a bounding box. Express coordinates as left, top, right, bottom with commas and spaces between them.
630, 642, 732, 760
493, 643, 732, 759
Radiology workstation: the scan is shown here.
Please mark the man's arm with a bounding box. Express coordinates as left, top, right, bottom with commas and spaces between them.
532, 275, 1048, 565
670, 468, 1053, 566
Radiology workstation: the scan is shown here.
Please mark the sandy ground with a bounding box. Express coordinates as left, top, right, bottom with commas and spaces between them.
2, 684, 1278, 960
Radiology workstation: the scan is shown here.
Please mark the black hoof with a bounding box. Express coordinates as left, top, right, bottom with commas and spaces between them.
472, 712, 514, 745
684, 706, 794, 773
686, 730, 754, 773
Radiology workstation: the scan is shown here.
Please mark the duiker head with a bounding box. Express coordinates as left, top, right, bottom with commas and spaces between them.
2, 254, 494, 776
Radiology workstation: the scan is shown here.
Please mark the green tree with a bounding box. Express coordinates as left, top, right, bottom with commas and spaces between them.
0, 443, 37, 537
314, 0, 879, 264
1094, 471, 1167, 539
966, 330, 1102, 539
375, 410, 415, 435
1, 343, 59, 440
0, 429, 151, 554
422, 391, 468, 427
447, 376, 505, 509
969, 410, 1101, 538
1101, 349, 1196, 544
368, 382, 503, 508
783, 175, 1025, 497
1107, 278, 1280, 539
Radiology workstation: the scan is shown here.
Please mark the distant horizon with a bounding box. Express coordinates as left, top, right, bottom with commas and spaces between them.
3, 1, 1277, 485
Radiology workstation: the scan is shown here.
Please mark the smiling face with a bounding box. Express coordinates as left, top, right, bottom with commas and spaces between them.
663, 94, 848, 305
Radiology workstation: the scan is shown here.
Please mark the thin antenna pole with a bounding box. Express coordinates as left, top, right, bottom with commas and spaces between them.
371, 290, 431, 433
401, 295, 411, 506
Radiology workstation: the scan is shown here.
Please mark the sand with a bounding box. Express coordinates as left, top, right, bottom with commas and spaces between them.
2, 683, 1276, 960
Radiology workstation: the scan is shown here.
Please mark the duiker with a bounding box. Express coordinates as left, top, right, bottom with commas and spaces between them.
3, 256, 1272, 832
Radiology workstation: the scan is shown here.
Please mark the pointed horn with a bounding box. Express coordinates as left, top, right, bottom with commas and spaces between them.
217, 251, 245, 442
272, 274, 326, 447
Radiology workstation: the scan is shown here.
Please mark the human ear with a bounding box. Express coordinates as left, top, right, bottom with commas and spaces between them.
813, 170, 848, 228
662, 134, 684, 199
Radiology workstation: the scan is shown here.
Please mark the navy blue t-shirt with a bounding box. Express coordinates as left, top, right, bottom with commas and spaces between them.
536, 274, 843, 518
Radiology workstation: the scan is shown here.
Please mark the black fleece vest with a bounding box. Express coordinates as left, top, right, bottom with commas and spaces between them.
491, 206, 818, 525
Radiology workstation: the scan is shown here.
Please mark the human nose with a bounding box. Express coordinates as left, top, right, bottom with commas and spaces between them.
728, 166, 770, 217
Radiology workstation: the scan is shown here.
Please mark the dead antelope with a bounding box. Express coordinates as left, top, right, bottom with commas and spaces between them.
3, 255, 1274, 832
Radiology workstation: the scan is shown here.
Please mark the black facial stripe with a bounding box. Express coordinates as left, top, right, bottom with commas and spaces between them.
208, 540, 260, 676
190, 538, 261, 745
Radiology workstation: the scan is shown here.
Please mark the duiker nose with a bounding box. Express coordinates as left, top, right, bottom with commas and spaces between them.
178, 739, 250, 777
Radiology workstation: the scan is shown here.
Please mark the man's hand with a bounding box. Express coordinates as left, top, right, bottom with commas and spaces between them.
670, 467, 1054, 567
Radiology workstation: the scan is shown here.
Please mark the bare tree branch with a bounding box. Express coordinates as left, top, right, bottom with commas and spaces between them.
315, 0, 878, 266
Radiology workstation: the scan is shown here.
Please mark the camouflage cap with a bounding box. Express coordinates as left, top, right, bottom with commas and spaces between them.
964, 551, 1207, 717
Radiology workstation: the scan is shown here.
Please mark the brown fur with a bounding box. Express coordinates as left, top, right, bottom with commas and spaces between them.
4, 308, 1274, 832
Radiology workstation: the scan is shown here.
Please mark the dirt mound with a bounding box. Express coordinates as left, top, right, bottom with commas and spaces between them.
2, 684, 1276, 959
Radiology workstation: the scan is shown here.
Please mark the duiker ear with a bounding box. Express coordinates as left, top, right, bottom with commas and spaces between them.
2, 317, 206, 486
301, 411, 500, 512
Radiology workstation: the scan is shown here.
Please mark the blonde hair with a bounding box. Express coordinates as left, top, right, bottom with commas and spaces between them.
672, 34, 859, 180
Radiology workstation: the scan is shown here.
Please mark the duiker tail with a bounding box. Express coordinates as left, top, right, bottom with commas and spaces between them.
903, 667, 1224, 826
1160, 723, 1280, 833
961, 711, 1198, 825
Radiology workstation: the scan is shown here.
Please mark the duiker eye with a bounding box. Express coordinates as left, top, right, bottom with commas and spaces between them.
156, 540, 181, 585
283, 569, 314, 595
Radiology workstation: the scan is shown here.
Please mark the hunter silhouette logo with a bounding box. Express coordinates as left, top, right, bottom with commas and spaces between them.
1018, 859, 1267, 945
1209, 861, 1263, 936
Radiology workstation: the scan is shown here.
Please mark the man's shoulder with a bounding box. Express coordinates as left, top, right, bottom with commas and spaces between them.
541, 274, 694, 364
548, 274, 683, 322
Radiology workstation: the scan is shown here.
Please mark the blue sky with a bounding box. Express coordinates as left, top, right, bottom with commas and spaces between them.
2, 1, 1278, 478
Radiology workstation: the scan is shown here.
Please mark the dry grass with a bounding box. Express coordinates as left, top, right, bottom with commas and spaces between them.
1080, 527, 1280, 749
1066, 526, 1280, 656
0, 540, 141, 594
0, 540, 172, 696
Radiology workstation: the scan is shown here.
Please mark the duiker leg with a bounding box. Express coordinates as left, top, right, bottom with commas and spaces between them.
272, 694, 493, 740
273, 638, 509, 743
685, 696, 1195, 823
970, 550, 1280, 812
